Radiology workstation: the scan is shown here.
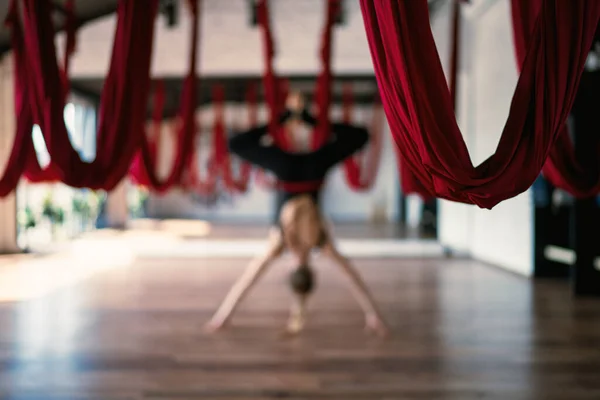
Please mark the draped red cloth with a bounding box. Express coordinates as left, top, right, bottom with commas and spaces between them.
341, 84, 383, 191
511, 0, 600, 198
448, 0, 461, 111
221, 84, 255, 193
310, 0, 339, 150
212, 85, 250, 194
359, 0, 600, 209
256, 0, 289, 150
137, 0, 199, 193
183, 84, 256, 195
257, 0, 337, 151
129, 81, 166, 187
0, 45, 31, 194
183, 110, 219, 196
0, 3, 36, 196
11, 0, 158, 190
2, 0, 78, 186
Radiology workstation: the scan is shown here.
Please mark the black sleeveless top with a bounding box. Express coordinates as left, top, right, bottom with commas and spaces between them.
228, 110, 369, 224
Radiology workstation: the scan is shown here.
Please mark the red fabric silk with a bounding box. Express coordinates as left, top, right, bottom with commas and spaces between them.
310, 0, 339, 150
212, 85, 248, 193
0, 5, 34, 196
138, 0, 199, 193
8, 0, 77, 184
510, 0, 600, 197
14, 0, 158, 190
227, 84, 256, 192
183, 84, 256, 195
341, 84, 383, 191
182, 109, 218, 196
359, 0, 600, 209
448, 0, 461, 111
129, 81, 166, 187
256, 0, 289, 150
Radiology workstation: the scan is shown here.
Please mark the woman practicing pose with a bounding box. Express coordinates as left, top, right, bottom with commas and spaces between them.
205, 93, 389, 336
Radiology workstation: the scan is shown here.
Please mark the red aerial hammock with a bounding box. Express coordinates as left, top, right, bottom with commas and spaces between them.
182, 113, 219, 197
256, 0, 338, 194
397, 0, 467, 201
340, 83, 384, 192
128, 80, 166, 188
308, 0, 389, 193
0, 0, 78, 190
256, 0, 289, 151
11, 0, 159, 191
24, 0, 78, 184
256, 0, 338, 151
182, 84, 253, 196
219, 83, 255, 194
254, 80, 287, 190
358, 0, 600, 209
211, 84, 251, 194
510, 0, 600, 198
297, 0, 339, 152
254, 1, 286, 189
0, 1, 39, 196
133, 0, 200, 193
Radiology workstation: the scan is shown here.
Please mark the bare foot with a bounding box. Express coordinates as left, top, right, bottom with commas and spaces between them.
365, 315, 390, 338
203, 318, 227, 334
285, 314, 305, 335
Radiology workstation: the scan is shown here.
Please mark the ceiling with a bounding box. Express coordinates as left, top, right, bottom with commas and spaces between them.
0, 0, 119, 54
0, 0, 445, 54
0, 0, 443, 114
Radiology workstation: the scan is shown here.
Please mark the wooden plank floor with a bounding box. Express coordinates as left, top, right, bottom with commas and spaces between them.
0, 248, 599, 399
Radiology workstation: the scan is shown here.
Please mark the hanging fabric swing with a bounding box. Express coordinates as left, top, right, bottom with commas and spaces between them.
256, 0, 337, 153
211, 84, 249, 194
182, 83, 256, 196
181, 108, 219, 197
511, 0, 600, 198
11, 0, 159, 190
0, 2, 37, 196
256, 0, 288, 150
132, 0, 200, 193
24, 0, 78, 184
340, 83, 384, 191
397, 0, 463, 201
308, 0, 339, 151
254, 79, 287, 190
219, 84, 255, 194
359, 0, 600, 209
129, 80, 167, 188
257, 0, 385, 193
1, 0, 78, 190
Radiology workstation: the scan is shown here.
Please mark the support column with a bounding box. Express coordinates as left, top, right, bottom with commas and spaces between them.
571, 70, 600, 296
105, 180, 129, 229
532, 177, 571, 278
0, 54, 19, 253
398, 192, 407, 225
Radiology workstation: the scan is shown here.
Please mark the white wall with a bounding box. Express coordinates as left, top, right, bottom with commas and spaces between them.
434, 0, 534, 275
145, 103, 398, 223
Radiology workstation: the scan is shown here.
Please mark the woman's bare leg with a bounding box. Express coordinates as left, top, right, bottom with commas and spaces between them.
321, 237, 389, 337
205, 228, 285, 332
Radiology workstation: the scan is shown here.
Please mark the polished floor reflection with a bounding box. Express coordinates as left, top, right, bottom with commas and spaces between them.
0, 242, 599, 399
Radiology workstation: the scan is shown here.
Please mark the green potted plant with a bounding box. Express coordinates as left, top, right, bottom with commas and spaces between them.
17, 206, 37, 252
72, 196, 92, 233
